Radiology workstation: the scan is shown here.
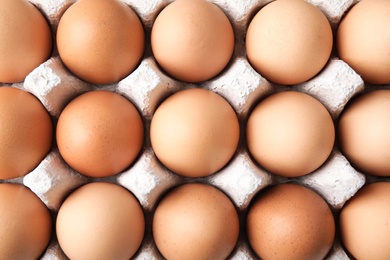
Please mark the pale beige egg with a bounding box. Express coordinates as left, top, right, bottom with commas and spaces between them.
246, 0, 333, 85
338, 90, 390, 176
153, 183, 239, 260
151, 0, 234, 82
56, 182, 145, 260
150, 88, 239, 178
246, 91, 335, 177
337, 0, 390, 84
340, 182, 390, 259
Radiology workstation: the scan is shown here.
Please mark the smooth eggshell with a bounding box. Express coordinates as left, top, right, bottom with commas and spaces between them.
150, 88, 239, 177
247, 183, 335, 260
338, 90, 390, 176
0, 183, 52, 259
246, 0, 333, 85
246, 91, 335, 177
340, 182, 390, 259
56, 90, 144, 178
0, 0, 52, 83
151, 0, 234, 82
56, 182, 145, 260
0, 87, 53, 179
56, 0, 144, 84
153, 183, 239, 260
337, 0, 390, 84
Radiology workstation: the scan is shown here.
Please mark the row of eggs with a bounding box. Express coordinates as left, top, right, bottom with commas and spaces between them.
4, 167, 390, 260
0, 177, 341, 259
2, 83, 390, 182
2, 0, 390, 85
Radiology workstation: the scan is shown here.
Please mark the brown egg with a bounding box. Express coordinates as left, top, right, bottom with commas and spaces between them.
0, 0, 52, 83
56, 0, 144, 84
340, 182, 390, 259
56, 182, 145, 260
0, 183, 52, 259
337, 0, 390, 84
0, 87, 53, 179
246, 0, 333, 85
153, 183, 239, 260
338, 90, 390, 176
150, 88, 239, 178
247, 183, 335, 260
246, 91, 335, 177
56, 90, 144, 178
151, 0, 234, 82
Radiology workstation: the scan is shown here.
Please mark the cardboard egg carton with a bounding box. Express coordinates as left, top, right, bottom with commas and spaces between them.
3, 0, 373, 259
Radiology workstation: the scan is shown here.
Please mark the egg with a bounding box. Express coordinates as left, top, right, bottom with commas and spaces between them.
0, 87, 53, 179
56, 0, 144, 84
340, 182, 390, 259
150, 88, 239, 177
56, 182, 145, 260
246, 91, 335, 177
246, 0, 333, 85
337, 0, 390, 84
151, 0, 234, 82
247, 183, 335, 260
338, 90, 390, 176
0, 0, 52, 83
153, 183, 239, 260
0, 183, 52, 259
56, 90, 144, 178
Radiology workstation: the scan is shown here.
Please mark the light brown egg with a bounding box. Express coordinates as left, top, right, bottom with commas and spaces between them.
56, 0, 144, 84
150, 88, 239, 178
151, 0, 234, 82
56, 182, 145, 260
337, 0, 390, 84
340, 182, 390, 259
0, 0, 52, 83
153, 183, 239, 260
246, 0, 333, 85
247, 183, 335, 260
0, 183, 52, 259
338, 90, 390, 176
246, 91, 334, 177
0, 87, 53, 179
56, 90, 144, 178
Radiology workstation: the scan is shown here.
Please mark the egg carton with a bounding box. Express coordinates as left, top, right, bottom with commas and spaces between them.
1, 0, 378, 259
